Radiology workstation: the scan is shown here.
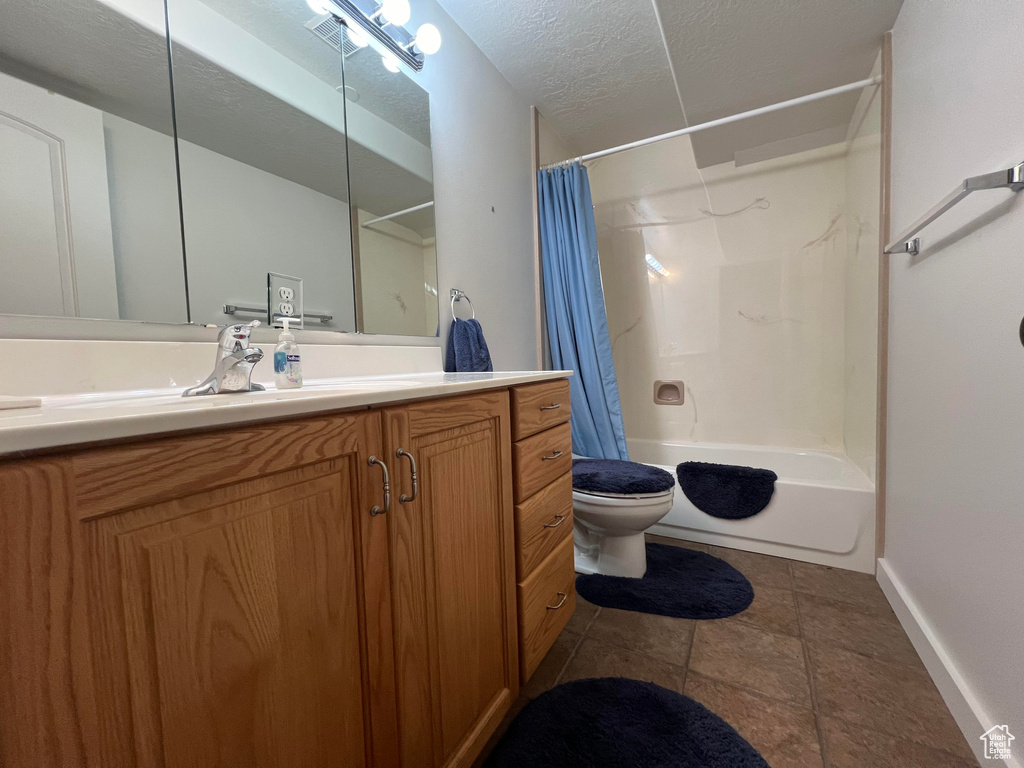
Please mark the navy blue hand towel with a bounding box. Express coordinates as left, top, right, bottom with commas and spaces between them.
445, 318, 493, 372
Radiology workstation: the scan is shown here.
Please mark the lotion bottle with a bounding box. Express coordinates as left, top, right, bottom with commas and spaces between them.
274, 318, 303, 389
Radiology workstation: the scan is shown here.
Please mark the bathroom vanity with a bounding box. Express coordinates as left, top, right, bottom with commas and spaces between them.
0, 359, 573, 768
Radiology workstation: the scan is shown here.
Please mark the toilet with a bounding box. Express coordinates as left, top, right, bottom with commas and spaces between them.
571, 458, 675, 578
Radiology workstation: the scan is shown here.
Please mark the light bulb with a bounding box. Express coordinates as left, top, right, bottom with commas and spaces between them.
382, 53, 400, 73
413, 23, 441, 54
379, 0, 410, 26
306, 0, 332, 14
345, 24, 369, 48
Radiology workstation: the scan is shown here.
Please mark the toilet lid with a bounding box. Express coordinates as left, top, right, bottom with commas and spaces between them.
572, 459, 675, 496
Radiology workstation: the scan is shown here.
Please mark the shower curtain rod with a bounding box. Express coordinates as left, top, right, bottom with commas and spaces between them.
540, 75, 883, 170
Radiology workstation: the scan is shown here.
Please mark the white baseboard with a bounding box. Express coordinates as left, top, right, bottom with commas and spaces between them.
876, 558, 1016, 767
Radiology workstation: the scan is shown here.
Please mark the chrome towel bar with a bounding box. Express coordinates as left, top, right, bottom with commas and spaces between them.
885, 161, 1024, 255
222, 304, 333, 324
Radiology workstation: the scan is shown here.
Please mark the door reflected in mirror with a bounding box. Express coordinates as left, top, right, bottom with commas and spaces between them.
344, 23, 438, 337
0, 0, 187, 323
165, 0, 357, 331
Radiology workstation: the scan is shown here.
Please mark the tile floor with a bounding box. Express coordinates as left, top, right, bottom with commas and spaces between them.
485, 535, 978, 767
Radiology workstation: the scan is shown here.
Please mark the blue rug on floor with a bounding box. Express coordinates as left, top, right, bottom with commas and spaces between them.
483, 678, 769, 768
576, 543, 754, 620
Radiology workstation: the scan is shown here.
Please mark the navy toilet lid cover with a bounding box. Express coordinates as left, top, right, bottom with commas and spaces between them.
572, 459, 675, 496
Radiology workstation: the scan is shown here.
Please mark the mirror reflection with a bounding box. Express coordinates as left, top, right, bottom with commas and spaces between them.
165, 0, 357, 331
343, 26, 438, 336
0, 0, 187, 323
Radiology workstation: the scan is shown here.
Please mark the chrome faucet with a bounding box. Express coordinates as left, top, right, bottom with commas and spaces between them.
182, 320, 266, 397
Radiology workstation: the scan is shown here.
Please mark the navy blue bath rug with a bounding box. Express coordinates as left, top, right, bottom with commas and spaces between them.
676, 461, 778, 520
483, 678, 769, 768
576, 543, 753, 620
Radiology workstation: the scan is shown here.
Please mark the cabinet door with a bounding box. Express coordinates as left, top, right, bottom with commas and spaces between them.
384, 391, 518, 768
75, 412, 390, 767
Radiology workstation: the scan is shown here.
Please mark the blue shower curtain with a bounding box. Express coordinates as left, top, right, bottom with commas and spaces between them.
538, 163, 629, 461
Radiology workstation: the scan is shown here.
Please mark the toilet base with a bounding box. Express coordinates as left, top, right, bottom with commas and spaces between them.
573, 529, 648, 578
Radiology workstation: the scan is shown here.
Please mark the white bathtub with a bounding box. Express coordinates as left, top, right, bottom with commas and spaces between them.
630, 439, 876, 573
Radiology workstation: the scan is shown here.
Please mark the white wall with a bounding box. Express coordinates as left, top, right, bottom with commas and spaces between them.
884, 1, 1024, 759
590, 136, 852, 451
409, 0, 537, 370
843, 83, 881, 479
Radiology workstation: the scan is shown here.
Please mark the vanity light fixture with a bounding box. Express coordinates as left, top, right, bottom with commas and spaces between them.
645, 254, 670, 278
314, 0, 441, 72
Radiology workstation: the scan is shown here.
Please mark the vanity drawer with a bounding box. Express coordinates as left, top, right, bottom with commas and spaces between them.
512, 379, 571, 440
512, 421, 572, 503
515, 472, 573, 580
517, 535, 576, 681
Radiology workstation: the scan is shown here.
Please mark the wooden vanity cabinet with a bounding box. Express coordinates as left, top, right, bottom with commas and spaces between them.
1, 411, 388, 768
382, 390, 519, 768
0, 385, 547, 768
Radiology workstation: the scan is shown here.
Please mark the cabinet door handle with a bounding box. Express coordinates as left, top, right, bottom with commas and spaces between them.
540, 403, 562, 411
543, 514, 566, 529
368, 456, 391, 516
396, 448, 419, 504
541, 450, 564, 461
546, 592, 568, 610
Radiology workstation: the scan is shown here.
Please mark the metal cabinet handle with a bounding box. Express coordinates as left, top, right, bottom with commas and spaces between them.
368, 456, 391, 516
546, 592, 568, 610
539, 403, 562, 411
541, 450, 564, 461
396, 448, 419, 504
543, 514, 566, 529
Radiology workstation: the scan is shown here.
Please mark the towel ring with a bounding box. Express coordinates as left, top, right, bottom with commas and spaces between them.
450, 288, 475, 320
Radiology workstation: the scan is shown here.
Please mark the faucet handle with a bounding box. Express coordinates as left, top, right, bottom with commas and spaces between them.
218, 319, 260, 352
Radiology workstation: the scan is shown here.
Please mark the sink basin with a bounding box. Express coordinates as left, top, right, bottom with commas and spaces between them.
44, 377, 427, 411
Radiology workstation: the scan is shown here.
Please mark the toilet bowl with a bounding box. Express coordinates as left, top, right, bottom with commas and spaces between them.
572, 486, 675, 578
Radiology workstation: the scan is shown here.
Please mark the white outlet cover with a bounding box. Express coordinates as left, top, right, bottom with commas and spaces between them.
268, 273, 303, 329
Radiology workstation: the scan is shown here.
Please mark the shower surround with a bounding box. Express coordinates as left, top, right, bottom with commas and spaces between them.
587, 89, 881, 569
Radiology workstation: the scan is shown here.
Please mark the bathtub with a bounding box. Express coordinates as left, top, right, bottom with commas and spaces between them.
630, 439, 876, 573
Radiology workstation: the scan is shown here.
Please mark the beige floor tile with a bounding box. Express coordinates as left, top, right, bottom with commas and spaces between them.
586, 607, 695, 666
685, 673, 823, 768
791, 561, 890, 611
564, 593, 600, 635
709, 546, 794, 590
733, 583, 800, 636
559, 637, 687, 694
820, 715, 977, 768
809, 644, 975, 760
522, 628, 582, 699
689, 620, 811, 705
797, 592, 922, 668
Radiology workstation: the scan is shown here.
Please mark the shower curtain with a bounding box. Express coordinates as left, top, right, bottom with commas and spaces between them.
538, 162, 629, 461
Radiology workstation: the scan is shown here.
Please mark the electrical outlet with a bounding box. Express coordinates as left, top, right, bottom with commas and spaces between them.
268, 273, 303, 329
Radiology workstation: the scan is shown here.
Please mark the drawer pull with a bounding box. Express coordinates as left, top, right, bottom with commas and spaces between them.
539, 403, 562, 411
368, 456, 391, 516
541, 450, 564, 461
543, 514, 566, 529
396, 448, 419, 504
546, 592, 568, 610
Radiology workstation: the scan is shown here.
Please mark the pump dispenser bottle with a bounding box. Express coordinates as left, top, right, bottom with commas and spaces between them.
274, 318, 303, 389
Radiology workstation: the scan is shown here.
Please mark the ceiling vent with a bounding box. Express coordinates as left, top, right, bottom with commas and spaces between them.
305, 15, 360, 57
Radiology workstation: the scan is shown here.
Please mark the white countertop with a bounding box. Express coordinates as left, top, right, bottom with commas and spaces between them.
0, 370, 571, 457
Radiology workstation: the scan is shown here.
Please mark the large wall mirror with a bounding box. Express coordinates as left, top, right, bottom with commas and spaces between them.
343, 29, 438, 337
0, 0, 438, 337
0, 0, 187, 323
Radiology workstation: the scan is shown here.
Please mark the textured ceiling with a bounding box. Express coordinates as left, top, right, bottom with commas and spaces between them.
437, 0, 901, 166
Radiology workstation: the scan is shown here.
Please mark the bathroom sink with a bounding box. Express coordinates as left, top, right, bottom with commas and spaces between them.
44, 377, 425, 411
